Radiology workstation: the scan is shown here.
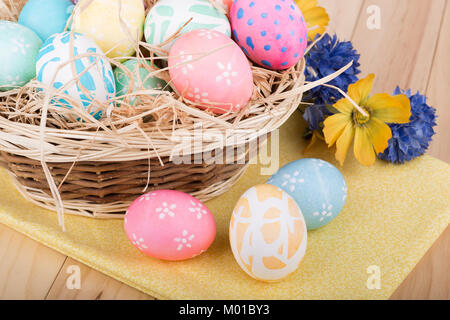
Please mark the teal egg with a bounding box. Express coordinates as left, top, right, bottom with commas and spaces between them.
268, 158, 347, 230
18, 0, 74, 41
114, 60, 168, 106
0, 21, 42, 92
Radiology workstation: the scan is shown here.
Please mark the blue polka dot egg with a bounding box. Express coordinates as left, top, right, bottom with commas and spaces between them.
268, 159, 347, 230
230, 0, 307, 70
36, 32, 116, 120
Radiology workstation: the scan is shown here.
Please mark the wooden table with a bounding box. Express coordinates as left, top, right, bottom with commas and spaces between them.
0, 0, 449, 300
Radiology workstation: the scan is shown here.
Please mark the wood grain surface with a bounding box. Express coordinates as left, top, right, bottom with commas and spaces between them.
0, 0, 448, 300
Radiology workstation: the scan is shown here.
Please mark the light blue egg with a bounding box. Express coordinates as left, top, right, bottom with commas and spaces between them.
18, 0, 74, 42
0, 21, 42, 91
268, 158, 347, 230
36, 32, 116, 120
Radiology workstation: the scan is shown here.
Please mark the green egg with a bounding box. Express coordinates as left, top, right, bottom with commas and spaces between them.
0, 21, 42, 91
114, 60, 168, 106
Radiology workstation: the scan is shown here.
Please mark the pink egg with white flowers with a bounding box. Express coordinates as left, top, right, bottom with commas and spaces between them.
230, 0, 308, 70
124, 190, 216, 261
169, 29, 254, 114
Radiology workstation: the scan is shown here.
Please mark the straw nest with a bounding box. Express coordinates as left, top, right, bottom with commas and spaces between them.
0, 0, 347, 228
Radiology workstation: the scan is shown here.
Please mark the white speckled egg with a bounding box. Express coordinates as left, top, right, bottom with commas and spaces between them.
144, 0, 231, 52
230, 184, 307, 281
124, 190, 216, 261
268, 159, 347, 230
36, 32, 116, 119
72, 0, 145, 58
0, 21, 42, 91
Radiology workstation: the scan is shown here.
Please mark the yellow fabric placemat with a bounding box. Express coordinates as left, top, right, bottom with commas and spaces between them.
0, 112, 449, 300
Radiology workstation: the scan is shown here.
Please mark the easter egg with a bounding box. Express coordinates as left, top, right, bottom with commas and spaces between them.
169, 29, 253, 114
72, 0, 145, 58
144, 0, 231, 52
268, 159, 347, 230
36, 32, 116, 119
114, 60, 168, 106
230, 0, 308, 70
0, 21, 42, 91
18, 0, 74, 42
124, 190, 216, 261
229, 184, 307, 281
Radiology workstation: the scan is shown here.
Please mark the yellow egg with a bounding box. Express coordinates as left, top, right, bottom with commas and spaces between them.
72, 0, 145, 58
229, 184, 307, 281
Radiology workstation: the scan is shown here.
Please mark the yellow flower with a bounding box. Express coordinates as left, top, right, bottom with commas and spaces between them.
323, 74, 411, 166
295, 0, 330, 40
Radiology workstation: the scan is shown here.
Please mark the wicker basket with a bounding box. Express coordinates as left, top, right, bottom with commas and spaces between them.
0, 0, 337, 223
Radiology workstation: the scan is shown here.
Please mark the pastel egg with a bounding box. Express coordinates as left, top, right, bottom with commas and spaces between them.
36, 32, 116, 120
72, 0, 145, 58
169, 29, 253, 114
230, 0, 308, 70
230, 184, 307, 281
18, 0, 74, 42
114, 60, 168, 106
0, 21, 42, 91
268, 159, 347, 230
144, 0, 231, 52
124, 190, 216, 261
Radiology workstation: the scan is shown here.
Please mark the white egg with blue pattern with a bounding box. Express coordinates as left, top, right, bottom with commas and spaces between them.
268, 158, 347, 230
144, 0, 231, 52
36, 32, 115, 120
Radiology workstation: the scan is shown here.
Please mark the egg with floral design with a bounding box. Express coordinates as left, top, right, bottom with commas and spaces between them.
72, 0, 145, 58
230, 184, 307, 281
169, 29, 253, 114
0, 21, 42, 91
230, 0, 308, 70
36, 32, 116, 120
144, 0, 231, 52
268, 159, 347, 230
124, 190, 216, 261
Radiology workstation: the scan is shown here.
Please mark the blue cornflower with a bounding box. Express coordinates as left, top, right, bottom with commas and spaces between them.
303, 34, 361, 130
378, 87, 437, 163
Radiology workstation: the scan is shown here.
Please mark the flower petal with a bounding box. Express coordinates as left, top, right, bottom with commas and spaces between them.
296, 0, 318, 11
335, 122, 355, 166
295, 0, 329, 40
323, 113, 350, 147
367, 118, 392, 154
333, 98, 353, 114
354, 127, 376, 166
348, 73, 374, 103
367, 93, 411, 124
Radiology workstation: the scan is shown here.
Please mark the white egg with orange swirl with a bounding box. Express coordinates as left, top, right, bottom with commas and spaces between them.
229, 184, 307, 281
